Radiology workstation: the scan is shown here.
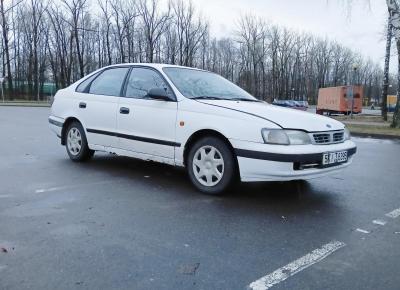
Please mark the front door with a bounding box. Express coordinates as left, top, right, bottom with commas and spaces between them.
117, 67, 178, 160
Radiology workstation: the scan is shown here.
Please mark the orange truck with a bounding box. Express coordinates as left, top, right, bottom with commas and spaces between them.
317, 86, 363, 115
387, 95, 398, 112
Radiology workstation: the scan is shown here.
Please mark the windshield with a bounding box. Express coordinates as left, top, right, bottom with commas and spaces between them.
163, 67, 258, 101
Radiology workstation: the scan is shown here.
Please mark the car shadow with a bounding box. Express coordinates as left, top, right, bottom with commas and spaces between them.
70, 153, 339, 217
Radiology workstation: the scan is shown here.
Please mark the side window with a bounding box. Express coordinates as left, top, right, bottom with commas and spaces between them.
89, 67, 129, 96
76, 72, 99, 93
125, 67, 174, 99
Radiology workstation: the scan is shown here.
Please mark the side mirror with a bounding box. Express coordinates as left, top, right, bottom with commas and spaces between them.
147, 88, 173, 101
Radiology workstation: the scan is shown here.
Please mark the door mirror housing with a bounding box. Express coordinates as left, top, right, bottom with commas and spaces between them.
147, 88, 173, 101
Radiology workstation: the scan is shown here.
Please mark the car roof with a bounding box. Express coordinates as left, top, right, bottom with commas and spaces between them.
105, 63, 205, 71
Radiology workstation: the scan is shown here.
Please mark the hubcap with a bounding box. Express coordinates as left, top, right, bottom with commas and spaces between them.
192, 145, 224, 187
67, 127, 82, 156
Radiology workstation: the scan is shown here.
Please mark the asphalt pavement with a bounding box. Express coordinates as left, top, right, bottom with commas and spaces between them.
0, 107, 399, 290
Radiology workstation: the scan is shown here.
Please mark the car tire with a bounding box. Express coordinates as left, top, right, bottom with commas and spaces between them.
187, 136, 237, 195
65, 121, 94, 162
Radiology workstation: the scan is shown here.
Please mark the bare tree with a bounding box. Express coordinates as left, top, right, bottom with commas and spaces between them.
387, 0, 400, 127
381, 16, 392, 121
0, 0, 384, 105
137, 0, 170, 63
61, 0, 88, 78
0, 0, 23, 98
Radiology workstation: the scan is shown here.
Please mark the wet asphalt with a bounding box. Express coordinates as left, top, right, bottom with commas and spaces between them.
0, 106, 399, 290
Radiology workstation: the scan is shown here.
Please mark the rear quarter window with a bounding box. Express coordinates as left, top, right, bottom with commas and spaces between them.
76, 72, 100, 93
89, 67, 130, 96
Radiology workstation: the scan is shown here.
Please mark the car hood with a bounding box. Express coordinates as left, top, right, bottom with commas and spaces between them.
198, 100, 345, 132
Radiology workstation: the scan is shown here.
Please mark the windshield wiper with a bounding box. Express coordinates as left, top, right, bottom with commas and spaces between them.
191, 96, 260, 102
229, 97, 261, 102
191, 96, 229, 100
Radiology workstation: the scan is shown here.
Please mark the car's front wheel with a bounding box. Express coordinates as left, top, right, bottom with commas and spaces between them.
65, 121, 94, 162
187, 137, 237, 195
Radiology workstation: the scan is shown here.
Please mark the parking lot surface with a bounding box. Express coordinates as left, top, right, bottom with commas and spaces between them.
0, 107, 399, 290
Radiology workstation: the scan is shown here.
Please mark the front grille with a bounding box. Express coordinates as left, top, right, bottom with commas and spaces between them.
333, 132, 344, 142
313, 133, 330, 144
310, 130, 344, 145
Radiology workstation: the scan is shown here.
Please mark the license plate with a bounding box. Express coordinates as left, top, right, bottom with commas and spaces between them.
322, 151, 348, 165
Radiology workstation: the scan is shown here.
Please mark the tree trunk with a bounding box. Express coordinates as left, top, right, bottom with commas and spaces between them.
0, 0, 13, 99
381, 17, 392, 121
392, 39, 400, 128
387, 0, 400, 127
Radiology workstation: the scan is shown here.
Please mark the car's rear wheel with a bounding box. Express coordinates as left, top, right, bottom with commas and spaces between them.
187, 136, 236, 195
65, 121, 94, 162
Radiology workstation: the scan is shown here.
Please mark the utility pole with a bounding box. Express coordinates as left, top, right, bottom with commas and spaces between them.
351, 66, 358, 119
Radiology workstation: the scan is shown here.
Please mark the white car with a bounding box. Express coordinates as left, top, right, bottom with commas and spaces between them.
49, 64, 357, 194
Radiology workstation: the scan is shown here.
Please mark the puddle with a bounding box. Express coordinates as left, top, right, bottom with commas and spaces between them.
2, 195, 76, 217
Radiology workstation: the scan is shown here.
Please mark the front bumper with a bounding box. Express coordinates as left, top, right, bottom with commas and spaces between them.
230, 139, 357, 182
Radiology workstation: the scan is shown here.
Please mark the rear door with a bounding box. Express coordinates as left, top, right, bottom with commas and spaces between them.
116, 66, 178, 160
75, 66, 130, 148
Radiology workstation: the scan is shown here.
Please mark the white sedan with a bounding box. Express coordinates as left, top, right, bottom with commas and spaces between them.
49, 64, 357, 194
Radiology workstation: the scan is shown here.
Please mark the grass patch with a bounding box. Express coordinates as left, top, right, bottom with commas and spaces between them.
332, 114, 393, 124
347, 124, 400, 137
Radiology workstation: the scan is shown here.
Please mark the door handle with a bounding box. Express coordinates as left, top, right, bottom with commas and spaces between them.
120, 107, 130, 114
79, 102, 86, 109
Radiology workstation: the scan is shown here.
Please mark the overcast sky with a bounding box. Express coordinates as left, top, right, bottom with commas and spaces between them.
189, 0, 389, 70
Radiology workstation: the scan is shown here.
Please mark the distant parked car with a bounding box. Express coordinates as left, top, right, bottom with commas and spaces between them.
49, 64, 356, 195
272, 99, 309, 111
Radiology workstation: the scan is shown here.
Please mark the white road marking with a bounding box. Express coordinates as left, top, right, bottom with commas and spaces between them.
248, 241, 345, 290
35, 186, 67, 193
385, 208, 400, 219
35, 181, 114, 194
355, 228, 370, 234
372, 219, 387, 226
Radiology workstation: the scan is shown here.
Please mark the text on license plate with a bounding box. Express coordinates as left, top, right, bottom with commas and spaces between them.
322, 151, 347, 165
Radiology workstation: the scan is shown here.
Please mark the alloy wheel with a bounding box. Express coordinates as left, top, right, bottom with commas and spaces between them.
67, 127, 82, 156
192, 145, 225, 187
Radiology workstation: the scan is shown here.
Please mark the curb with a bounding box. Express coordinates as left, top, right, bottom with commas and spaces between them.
352, 132, 400, 140
0, 103, 50, 108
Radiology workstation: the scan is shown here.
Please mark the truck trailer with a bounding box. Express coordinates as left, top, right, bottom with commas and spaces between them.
387, 95, 398, 112
317, 85, 363, 115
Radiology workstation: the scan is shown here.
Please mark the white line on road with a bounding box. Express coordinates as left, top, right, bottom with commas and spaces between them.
35, 181, 114, 194
372, 219, 387, 226
385, 208, 400, 219
355, 228, 370, 234
35, 186, 67, 193
248, 241, 346, 290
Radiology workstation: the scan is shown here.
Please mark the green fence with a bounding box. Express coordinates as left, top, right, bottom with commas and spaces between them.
1, 81, 57, 102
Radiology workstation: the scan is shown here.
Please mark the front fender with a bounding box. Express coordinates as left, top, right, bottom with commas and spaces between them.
174, 99, 280, 166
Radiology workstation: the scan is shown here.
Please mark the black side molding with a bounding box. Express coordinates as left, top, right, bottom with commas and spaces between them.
235, 147, 357, 163
86, 128, 181, 147
48, 118, 63, 127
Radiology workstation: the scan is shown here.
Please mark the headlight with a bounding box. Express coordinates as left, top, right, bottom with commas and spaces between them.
344, 128, 351, 140
261, 129, 311, 145
285, 130, 312, 145
261, 129, 290, 145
